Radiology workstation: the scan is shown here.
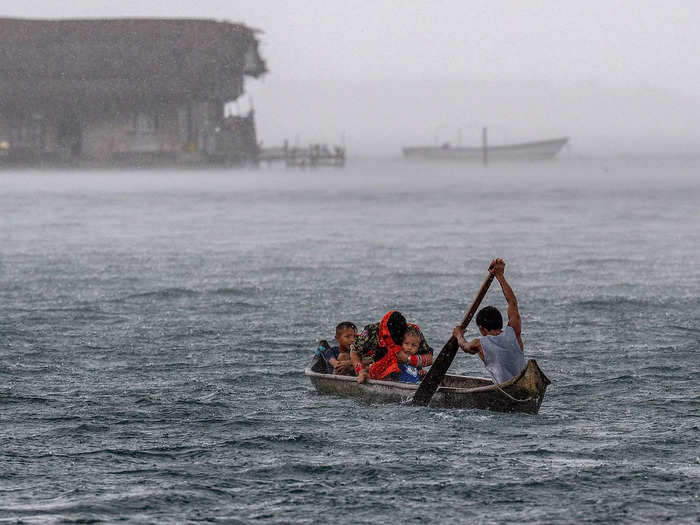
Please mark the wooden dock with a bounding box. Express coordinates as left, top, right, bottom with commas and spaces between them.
259, 142, 345, 167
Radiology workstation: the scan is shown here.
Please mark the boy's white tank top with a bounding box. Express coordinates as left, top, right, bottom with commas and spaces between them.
479, 325, 526, 384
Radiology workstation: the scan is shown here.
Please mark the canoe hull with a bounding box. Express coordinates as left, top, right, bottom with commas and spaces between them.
306, 359, 550, 414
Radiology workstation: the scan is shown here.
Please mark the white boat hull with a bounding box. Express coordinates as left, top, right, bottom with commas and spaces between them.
403, 137, 568, 162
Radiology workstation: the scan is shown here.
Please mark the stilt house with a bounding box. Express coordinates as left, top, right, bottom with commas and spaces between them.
0, 18, 266, 165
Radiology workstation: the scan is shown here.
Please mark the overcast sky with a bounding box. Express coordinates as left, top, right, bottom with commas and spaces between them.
4, 1, 700, 156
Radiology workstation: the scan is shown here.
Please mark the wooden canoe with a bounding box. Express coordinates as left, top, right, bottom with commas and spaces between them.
305, 356, 551, 414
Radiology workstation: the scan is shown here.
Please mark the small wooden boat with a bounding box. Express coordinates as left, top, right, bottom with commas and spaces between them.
305, 356, 551, 414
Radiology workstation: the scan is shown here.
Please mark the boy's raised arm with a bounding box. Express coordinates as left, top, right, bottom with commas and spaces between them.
491, 258, 523, 348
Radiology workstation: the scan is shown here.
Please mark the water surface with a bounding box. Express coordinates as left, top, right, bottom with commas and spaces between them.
1, 158, 698, 523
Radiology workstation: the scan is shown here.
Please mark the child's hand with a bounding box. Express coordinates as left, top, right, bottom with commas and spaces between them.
333, 361, 354, 375
453, 326, 465, 339
356, 370, 369, 384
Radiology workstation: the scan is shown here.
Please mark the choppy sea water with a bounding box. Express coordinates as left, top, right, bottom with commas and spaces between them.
1, 158, 698, 524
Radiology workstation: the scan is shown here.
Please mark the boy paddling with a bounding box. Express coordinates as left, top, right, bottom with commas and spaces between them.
453, 258, 526, 384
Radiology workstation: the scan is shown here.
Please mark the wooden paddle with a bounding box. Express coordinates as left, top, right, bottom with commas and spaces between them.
411, 265, 495, 406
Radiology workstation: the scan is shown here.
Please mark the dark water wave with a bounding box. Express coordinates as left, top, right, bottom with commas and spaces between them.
211, 286, 262, 297
120, 287, 202, 300
0, 393, 54, 405
670, 324, 700, 334
574, 297, 659, 309
113, 286, 265, 307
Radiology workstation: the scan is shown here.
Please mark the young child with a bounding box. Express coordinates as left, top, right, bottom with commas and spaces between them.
397, 324, 432, 383
324, 321, 357, 375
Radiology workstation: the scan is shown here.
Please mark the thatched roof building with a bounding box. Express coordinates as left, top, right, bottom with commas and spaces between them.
0, 18, 266, 113
0, 18, 267, 165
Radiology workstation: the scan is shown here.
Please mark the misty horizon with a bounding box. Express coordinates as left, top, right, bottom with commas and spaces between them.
2, 1, 700, 158
248, 75, 700, 157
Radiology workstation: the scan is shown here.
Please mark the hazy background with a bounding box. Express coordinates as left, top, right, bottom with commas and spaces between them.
3, 4, 700, 522
3, 0, 700, 156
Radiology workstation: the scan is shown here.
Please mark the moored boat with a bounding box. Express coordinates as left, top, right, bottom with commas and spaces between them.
305, 356, 551, 414
402, 137, 569, 162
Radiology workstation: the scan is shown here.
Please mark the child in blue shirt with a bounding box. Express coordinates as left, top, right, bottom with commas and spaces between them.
397, 325, 432, 383
324, 321, 357, 375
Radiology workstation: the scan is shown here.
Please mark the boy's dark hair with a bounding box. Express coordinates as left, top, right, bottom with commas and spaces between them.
335, 321, 357, 334
475, 306, 503, 331
387, 311, 407, 343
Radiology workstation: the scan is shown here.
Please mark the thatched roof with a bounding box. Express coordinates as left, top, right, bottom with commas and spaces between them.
0, 18, 266, 113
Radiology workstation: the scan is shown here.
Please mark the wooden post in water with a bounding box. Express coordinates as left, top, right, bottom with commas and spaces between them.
482, 126, 488, 165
